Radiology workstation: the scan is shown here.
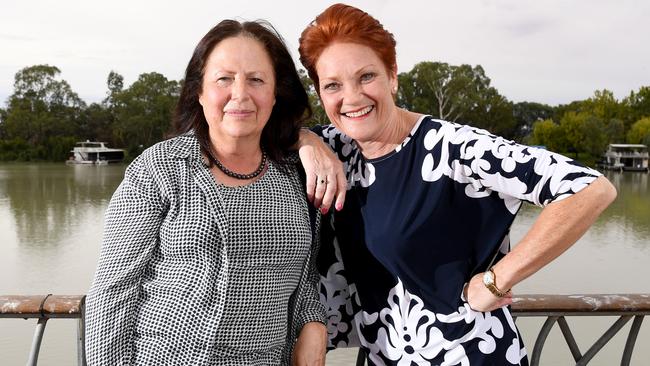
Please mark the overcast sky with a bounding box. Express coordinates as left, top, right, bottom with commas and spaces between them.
2, 0, 649, 108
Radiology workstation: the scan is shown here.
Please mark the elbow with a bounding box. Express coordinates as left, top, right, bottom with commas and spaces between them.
595, 176, 617, 208
602, 176, 617, 205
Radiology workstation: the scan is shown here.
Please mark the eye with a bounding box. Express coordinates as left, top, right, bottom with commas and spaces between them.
216, 76, 233, 85
249, 77, 265, 85
322, 82, 340, 92
360, 72, 376, 83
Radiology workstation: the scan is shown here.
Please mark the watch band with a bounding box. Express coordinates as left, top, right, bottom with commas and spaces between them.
484, 268, 510, 297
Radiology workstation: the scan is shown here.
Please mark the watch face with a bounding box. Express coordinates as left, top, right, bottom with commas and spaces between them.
483, 271, 494, 285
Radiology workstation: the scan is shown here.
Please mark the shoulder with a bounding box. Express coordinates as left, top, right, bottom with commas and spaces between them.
420, 117, 490, 140
125, 133, 198, 192
132, 133, 197, 171
140, 133, 197, 162
417, 117, 515, 156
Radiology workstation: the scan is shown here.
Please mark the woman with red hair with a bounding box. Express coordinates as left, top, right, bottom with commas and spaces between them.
298, 3, 616, 365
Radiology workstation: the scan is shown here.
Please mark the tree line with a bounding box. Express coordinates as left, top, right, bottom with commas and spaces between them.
1, 63, 649, 165
0, 65, 179, 161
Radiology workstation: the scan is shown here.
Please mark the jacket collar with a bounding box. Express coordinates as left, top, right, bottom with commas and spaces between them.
167, 131, 204, 163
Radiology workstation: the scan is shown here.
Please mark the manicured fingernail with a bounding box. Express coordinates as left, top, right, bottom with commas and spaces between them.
321, 207, 329, 215
335, 203, 343, 211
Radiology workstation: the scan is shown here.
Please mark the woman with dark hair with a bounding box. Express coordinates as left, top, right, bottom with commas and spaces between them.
297, 3, 617, 365
86, 19, 326, 365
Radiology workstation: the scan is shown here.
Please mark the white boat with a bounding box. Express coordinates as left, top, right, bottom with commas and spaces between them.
599, 144, 649, 172
66, 141, 125, 165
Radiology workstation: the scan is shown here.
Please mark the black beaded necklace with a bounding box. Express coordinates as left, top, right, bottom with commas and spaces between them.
206, 147, 267, 180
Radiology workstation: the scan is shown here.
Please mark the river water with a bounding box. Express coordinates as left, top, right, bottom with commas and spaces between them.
0, 163, 648, 365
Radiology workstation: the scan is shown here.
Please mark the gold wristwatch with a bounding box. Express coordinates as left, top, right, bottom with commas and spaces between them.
482, 268, 509, 297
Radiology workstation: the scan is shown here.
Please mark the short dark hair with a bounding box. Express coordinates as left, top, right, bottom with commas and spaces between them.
174, 19, 311, 162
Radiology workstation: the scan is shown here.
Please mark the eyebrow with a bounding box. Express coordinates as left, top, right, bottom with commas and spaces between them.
319, 63, 381, 80
209, 69, 271, 77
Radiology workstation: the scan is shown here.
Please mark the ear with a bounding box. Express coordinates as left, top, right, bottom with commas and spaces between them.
198, 92, 205, 107
390, 67, 398, 95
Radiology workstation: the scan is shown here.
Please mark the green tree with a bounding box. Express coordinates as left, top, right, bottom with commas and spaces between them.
627, 117, 650, 146
623, 86, 650, 123
104, 70, 124, 107
604, 118, 626, 144
397, 62, 515, 138
112, 72, 179, 156
80, 102, 114, 143
529, 119, 567, 153
585, 89, 623, 121
398, 62, 475, 122
555, 90, 628, 145
3, 64, 86, 159
559, 111, 607, 157
82, 71, 126, 145
554, 100, 588, 122
298, 69, 328, 127
512, 102, 555, 141
464, 87, 515, 139
0, 108, 6, 139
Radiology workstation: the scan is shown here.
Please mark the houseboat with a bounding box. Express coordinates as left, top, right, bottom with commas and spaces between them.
599, 144, 649, 172
66, 141, 125, 165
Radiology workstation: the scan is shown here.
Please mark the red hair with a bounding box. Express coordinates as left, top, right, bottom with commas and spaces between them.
299, 3, 397, 89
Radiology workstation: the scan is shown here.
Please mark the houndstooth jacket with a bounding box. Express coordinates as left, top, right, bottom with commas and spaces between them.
85, 132, 325, 365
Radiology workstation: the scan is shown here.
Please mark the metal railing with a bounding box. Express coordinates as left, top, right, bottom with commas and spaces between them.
605, 151, 649, 158
1, 294, 649, 365
0, 295, 86, 366
513, 294, 649, 366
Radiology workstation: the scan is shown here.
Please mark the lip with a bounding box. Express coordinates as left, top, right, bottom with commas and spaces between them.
224, 109, 255, 116
341, 105, 374, 119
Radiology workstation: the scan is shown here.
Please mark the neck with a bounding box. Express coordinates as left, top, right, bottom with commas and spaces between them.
357, 108, 419, 159
207, 130, 263, 169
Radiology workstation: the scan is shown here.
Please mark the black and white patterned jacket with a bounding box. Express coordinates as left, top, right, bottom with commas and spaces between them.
85, 132, 324, 365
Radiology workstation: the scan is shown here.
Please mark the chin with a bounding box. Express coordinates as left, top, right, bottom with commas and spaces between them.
335, 120, 374, 140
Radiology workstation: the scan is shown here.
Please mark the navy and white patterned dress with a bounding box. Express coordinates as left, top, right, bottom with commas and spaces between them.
313, 116, 601, 365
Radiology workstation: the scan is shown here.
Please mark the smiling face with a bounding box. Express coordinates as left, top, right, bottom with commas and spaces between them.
199, 35, 276, 143
315, 42, 398, 143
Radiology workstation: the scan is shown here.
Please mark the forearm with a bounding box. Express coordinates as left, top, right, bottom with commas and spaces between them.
295, 128, 322, 149
495, 176, 616, 290
85, 282, 140, 365
296, 128, 347, 211
297, 241, 326, 327
292, 322, 327, 366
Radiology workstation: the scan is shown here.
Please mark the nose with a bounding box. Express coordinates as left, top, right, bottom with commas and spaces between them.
342, 82, 363, 104
231, 77, 250, 101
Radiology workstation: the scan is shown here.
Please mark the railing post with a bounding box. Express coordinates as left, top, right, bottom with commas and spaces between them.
621, 315, 644, 366
576, 315, 632, 366
77, 296, 87, 366
530, 316, 558, 366
356, 348, 367, 366
26, 317, 48, 366
557, 316, 582, 361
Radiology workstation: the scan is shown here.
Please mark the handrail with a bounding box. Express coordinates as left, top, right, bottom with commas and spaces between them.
513, 294, 650, 315
0, 295, 84, 318
1, 294, 648, 365
0, 295, 86, 366
513, 294, 649, 366
354, 294, 650, 366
